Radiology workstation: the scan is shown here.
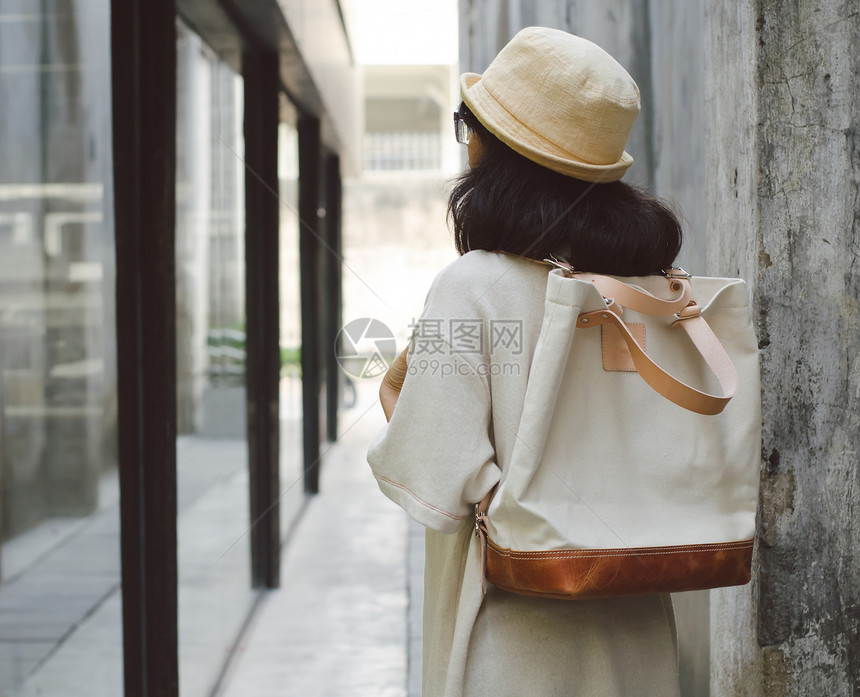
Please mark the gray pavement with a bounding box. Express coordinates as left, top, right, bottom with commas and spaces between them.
1, 437, 261, 697
0, 382, 422, 696
216, 385, 424, 696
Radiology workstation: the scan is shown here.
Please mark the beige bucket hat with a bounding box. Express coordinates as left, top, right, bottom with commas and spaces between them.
460, 27, 640, 182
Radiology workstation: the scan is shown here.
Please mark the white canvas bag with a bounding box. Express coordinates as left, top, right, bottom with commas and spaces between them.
476, 265, 761, 599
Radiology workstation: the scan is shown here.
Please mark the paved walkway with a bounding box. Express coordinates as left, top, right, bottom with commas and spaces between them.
216, 386, 424, 697
0, 383, 422, 697
1, 437, 264, 697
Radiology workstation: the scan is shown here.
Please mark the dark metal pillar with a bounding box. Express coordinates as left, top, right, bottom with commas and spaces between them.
243, 50, 281, 588
298, 116, 322, 493
324, 153, 342, 441
111, 0, 178, 694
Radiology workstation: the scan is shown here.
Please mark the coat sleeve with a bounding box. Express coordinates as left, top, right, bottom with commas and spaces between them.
366, 264, 501, 533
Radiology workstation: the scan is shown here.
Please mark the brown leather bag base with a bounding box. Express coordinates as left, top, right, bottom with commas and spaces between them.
484, 537, 753, 600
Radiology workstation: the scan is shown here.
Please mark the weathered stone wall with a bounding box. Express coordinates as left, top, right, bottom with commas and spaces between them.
649, 0, 708, 272
705, 3, 764, 694
708, 1, 860, 695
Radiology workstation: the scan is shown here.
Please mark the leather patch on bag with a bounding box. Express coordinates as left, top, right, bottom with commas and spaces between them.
601, 322, 645, 372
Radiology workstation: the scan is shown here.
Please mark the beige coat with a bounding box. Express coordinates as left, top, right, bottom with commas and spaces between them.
367, 250, 680, 697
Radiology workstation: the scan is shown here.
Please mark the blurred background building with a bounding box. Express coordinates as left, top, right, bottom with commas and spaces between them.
344, 0, 460, 353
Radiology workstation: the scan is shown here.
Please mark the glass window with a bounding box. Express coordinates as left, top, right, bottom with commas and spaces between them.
278, 109, 305, 539
0, 1, 122, 693
175, 22, 254, 696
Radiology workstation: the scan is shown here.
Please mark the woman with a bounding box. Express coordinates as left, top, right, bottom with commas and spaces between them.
367, 27, 682, 697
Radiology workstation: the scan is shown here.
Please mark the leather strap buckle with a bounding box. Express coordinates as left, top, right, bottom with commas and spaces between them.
674, 301, 701, 321
662, 266, 692, 280
602, 297, 623, 315
542, 255, 576, 275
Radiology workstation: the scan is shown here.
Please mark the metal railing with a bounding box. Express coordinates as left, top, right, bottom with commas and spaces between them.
363, 131, 442, 171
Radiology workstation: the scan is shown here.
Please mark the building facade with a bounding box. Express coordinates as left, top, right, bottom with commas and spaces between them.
0, 1, 361, 694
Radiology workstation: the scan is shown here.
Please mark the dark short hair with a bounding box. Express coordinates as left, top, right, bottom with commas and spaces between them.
448, 103, 683, 275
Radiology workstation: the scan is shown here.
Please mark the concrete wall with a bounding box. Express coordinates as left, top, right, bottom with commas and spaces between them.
707, 1, 860, 695
648, 0, 707, 273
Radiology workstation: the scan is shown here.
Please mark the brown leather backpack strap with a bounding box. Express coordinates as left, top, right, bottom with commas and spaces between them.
576, 306, 738, 415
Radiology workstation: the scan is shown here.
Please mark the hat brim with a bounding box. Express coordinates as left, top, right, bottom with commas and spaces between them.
460, 72, 634, 183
